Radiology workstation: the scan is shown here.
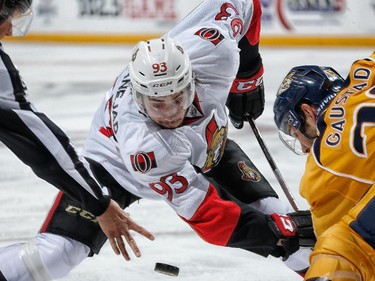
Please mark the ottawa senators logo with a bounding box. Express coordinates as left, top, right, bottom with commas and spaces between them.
130, 151, 157, 173
194, 28, 225, 46
202, 117, 228, 172
237, 161, 261, 182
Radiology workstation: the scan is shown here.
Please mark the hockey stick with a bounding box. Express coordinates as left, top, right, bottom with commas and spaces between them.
247, 116, 300, 211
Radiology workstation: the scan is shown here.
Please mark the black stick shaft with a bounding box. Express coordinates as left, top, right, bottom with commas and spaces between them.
247, 117, 300, 211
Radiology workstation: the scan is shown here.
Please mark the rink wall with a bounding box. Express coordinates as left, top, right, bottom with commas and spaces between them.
6, 0, 375, 47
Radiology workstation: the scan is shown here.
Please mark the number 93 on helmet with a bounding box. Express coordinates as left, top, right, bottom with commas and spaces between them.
129, 38, 196, 129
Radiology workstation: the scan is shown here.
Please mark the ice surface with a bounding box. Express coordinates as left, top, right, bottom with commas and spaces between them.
0, 42, 373, 280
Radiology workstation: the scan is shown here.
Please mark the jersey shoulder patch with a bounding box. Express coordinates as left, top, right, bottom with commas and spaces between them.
194, 27, 225, 46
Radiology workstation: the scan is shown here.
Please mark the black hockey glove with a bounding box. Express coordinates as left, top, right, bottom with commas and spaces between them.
287, 210, 316, 248
226, 64, 265, 129
267, 210, 316, 260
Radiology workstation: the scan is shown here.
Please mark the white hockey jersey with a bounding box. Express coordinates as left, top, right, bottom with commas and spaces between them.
83, 0, 274, 248
83, 0, 252, 200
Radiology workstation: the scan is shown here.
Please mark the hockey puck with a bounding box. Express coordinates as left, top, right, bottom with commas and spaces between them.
154, 262, 180, 277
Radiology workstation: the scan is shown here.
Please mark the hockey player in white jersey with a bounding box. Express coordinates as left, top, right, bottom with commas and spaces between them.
0, 1, 154, 280
0, 0, 315, 280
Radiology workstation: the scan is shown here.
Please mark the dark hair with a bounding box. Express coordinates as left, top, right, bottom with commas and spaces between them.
1, 0, 32, 21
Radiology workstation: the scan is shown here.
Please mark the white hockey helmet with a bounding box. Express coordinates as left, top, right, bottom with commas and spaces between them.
129, 38, 195, 118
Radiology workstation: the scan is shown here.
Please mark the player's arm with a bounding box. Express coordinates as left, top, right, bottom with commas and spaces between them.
137, 157, 314, 259
0, 47, 112, 215
226, 44, 264, 128
226, 0, 265, 129
207, 186, 315, 259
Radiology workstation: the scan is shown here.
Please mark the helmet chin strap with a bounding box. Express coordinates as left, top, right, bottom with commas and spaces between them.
297, 104, 318, 141
300, 125, 318, 140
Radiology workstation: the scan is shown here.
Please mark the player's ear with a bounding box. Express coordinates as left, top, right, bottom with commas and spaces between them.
300, 103, 317, 123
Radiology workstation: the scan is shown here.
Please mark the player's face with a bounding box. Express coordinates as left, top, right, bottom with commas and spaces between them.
279, 103, 318, 155
0, 19, 13, 39
0, 5, 33, 38
143, 91, 189, 129
289, 127, 313, 154
289, 118, 317, 154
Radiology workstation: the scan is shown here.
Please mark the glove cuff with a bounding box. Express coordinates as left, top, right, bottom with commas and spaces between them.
230, 65, 264, 94
269, 213, 297, 238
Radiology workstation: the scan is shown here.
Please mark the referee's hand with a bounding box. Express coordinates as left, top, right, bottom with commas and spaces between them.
97, 199, 155, 261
